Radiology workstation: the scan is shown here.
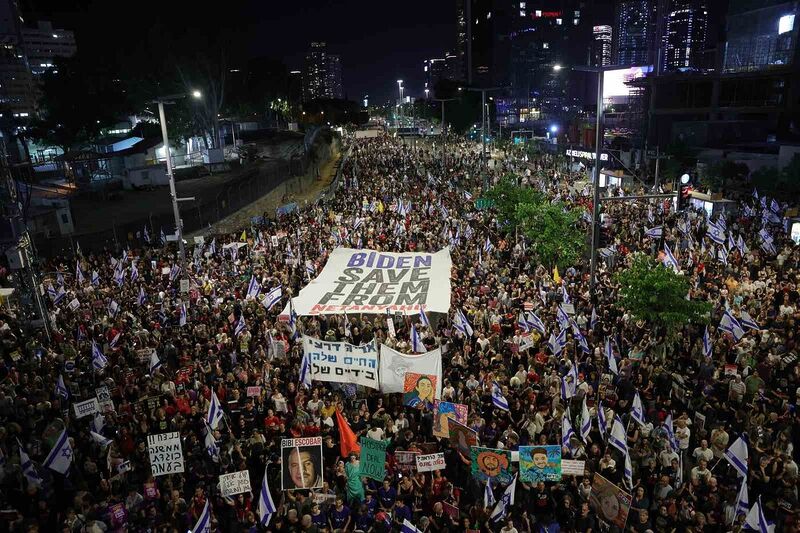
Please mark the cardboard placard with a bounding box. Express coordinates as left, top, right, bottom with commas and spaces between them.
73, 398, 99, 418
147, 432, 184, 477
219, 470, 251, 497
416, 452, 446, 472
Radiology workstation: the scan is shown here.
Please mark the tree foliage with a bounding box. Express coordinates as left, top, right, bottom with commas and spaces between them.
751, 156, 800, 199
485, 174, 544, 232
615, 253, 711, 334
699, 160, 749, 192
516, 201, 585, 271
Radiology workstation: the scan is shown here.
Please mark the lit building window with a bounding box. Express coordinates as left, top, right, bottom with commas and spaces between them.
520, 1, 526, 7
556, 18, 562, 24
543, 42, 549, 48
535, 10, 542, 17
779, 14, 795, 34
520, 10, 526, 16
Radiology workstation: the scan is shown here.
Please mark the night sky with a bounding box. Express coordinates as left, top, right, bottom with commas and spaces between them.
23, 0, 457, 104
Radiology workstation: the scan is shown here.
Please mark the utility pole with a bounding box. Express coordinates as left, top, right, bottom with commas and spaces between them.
465, 87, 501, 189
433, 97, 457, 171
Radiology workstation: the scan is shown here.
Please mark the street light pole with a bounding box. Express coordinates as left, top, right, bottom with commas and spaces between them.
465, 87, 501, 188
433, 97, 457, 170
590, 69, 604, 294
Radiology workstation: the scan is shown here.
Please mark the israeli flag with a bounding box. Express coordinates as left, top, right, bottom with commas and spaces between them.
453, 309, 474, 337
573, 326, 590, 354
247, 276, 261, 300
717, 246, 729, 265
623, 448, 633, 488
605, 338, 618, 375
770, 198, 780, 213
664, 414, 679, 450
19, 441, 43, 487
234, 315, 246, 336
707, 221, 726, 245
143, 225, 150, 243
55, 374, 69, 400
259, 465, 277, 526
130, 262, 139, 283
631, 392, 646, 426
761, 239, 777, 255
149, 351, 162, 374
76, 260, 84, 284
735, 477, 749, 521
526, 312, 546, 335
46, 283, 56, 299
191, 499, 212, 533
353, 217, 363, 231
663, 243, 680, 272
720, 310, 745, 342
90, 431, 113, 448
43, 429, 73, 474
411, 324, 426, 353
740, 310, 760, 331
418, 307, 430, 328
206, 390, 224, 430
744, 496, 774, 533
299, 351, 312, 389
91, 341, 107, 371
561, 283, 571, 304
703, 326, 713, 358
401, 519, 424, 533
483, 236, 494, 253
484, 480, 496, 508
724, 436, 749, 478
580, 396, 592, 441
736, 235, 748, 256
562, 414, 576, 452
109, 331, 121, 348
160, 228, 167, 245
560, 375, 575, 401
597, 401, 608, 440
644, 226, 663, 239
261, 285, 283, 311
517, 312, 530, 333
57, 271, 64, 286
137, 286, 146, 306
590, 307, 598, 330
203, 421, 220, 463
305, 261, 316, 278
179, 303, 187, 327
609, 416, 628, 455
647, 206, 655, 224
209, 238, 217, 255
548, 332, 562, 356
91, 412, 105, 434
489, 474, 517, 522
91, 270, 100, 286
169, 264, 181, 282
557, 305, 570, 331
288, 300, 299, 340
556, 327, 567, 348
491, 382, 509, 411
53, 285, 66, 305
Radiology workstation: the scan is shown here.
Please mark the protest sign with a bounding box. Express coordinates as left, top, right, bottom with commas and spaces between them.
442, 502, 459, 520
73, 398, 99, 418
589, 473, 633, 529
219, 470, 252, 497
448, 419, 478, 457
281, 248, 452, 316
147, 432, 184, 477
561, 459, 586, 476
395, 451, 419, 472
302, 335, 379, 389
281, 437, 323, 490
519, 445, 562, 482
432, 401, 468, 438
470, 447, 513, 484
359, 437, 388, 481
416, 453, 445, 472
403, 373, 437, 410
379, 344, 442, 398
246, 386, 262, 397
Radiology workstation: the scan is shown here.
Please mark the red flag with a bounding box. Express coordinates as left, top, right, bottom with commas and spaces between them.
335, 409, 360, 458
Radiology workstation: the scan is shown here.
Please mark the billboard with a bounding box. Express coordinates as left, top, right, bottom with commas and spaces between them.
603, 66, 653, 102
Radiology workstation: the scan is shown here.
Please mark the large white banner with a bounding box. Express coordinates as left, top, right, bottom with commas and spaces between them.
303, 335, 380, 389
283, 248, 452, 316
379, 344, 442, 398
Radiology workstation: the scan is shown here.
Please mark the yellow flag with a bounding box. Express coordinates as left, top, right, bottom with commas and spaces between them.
240, 229, 247, 242
377, 200, 384, 213
553, 266, 561, 284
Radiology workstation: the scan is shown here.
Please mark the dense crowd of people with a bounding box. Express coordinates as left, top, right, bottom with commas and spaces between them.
0, 134, 798, 533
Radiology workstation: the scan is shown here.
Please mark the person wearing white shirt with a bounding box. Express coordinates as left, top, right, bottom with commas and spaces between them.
659, 445, 679, 468
693, 439, 714, 464
675, 419, 691, 451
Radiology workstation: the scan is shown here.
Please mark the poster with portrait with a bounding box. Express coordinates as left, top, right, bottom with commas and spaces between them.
470, 447, 513, 485
588, 473, 633, 529
448, 419, 478, 457
403, 373, 437, 410
432, 401, 468, 439
519, 445, 562, 483
281, 437, 324, 490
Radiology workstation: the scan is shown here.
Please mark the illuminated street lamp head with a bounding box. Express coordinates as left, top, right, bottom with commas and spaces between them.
397, 79, 403, 86
550, 125, 559, 133
553, 64, 563, 72
191, 90, 202, 99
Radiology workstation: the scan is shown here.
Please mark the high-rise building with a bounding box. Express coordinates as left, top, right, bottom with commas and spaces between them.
21, 21, 76, 76
661, 0, 708, 71
455, 0, 468, 82
302, 42, 343, 101
424, 57, 447, 88
613, 0, 658, 66
593, 25, 613, 66
723, 0, 799, 72
0, 0, 35, 116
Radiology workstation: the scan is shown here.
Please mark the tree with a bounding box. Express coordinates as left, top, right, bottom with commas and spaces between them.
751, 156, 800, 200
700, 160, 749, 192
485, 174, 544, 232
516, 201, 586, 271
615, 253, 711, 335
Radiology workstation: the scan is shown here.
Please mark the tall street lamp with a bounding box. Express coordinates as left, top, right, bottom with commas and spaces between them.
153, 90, 202, 277
464, 86, 501, 188
397, 80, 404, 128
433, 97, 458, 169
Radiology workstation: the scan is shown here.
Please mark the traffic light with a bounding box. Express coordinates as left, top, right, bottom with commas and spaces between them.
676, 173, 693, 211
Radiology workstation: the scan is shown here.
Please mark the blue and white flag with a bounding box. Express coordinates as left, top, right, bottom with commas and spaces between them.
191, 499, 212, 533
720, 310, 745, 342
57, 271, 64, 286
663, 243, 680, 272
489, 474, 517, 522
76, 260, 84, 285
411, 324, 426, 353
597, 401, 608, 440
484, 480, 495, 508
247, 276, 261, 299
179, 303, 187, 327
19, 441, 42, 487
580, 396, 592, 441
43, 429, 73, 474
137, 286, 146, 306
526, 312, 546, 335
623, 448, 633, 488
90, 431, 113, 448
562, 413, 576, 452
419, 307, 430, 328
143, 225, 150, 243
91, 412, 105, 434
160, 228, 167, 245
703, 326, 713, 358
647, 206, 655, 224
169, 264, 181, 282
401, 519, 423, 533
770, 198, 780, 213
664, 414, 679, 450
261, 285, 283, 311
91, 341, 107, 371
724, 436, 749, 478
631, 392, 645, 426
204, 421, 220, 463
590, 307, 598, 330
130, 262, 139, 283
453, 309, 473, 337
91, 270, 100, 286
206, 391, 224, 430
561, 375, 576, 401
609, 417, 628, 455
556, 305, 570, 331
288, 300, 299, 340
707, 222, 725, 245
561, 282, 571, 305
55, 374, 69, 400
464, 190, 473, 201
740, 311, 760, 331
548, 332, 562, 356
109, 331, 121, 349
259, 465, 277, 526
299, 351, 312, 389
491, 382, 509, 411
53, 285, 66, 305
149, 351, 162, 374
483, 236, 494, 253
573, 325, 590, 354
605, 338, 618, 375
735, 477, 749, 521
760, 238, 777, 255
744, 496, 773, 533
234, 315, 246, 336
645, 226, 663, 239
717, 246, 729, 265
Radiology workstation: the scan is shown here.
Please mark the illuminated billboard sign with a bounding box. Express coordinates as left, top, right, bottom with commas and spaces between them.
602, 66, 653, 99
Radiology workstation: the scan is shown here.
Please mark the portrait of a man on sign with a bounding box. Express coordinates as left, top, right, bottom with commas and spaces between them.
403, 372, 437, 410
282, 439, 323, 490
519, 445, 562, 483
